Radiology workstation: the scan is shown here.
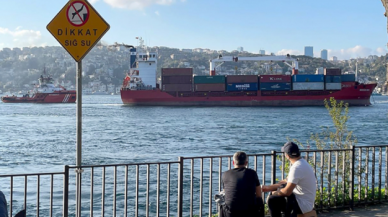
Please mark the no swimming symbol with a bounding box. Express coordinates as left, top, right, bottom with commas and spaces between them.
66, 1, 89, 27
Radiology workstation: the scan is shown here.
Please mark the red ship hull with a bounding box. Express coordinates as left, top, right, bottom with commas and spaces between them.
121, 83, 377, 106
1, 91, 76, 103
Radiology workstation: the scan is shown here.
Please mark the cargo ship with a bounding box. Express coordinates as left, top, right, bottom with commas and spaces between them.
120, 40, 376, 106
1, 73, 76, 103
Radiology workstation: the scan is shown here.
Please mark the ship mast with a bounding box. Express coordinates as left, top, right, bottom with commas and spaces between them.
381, 0, 388, 94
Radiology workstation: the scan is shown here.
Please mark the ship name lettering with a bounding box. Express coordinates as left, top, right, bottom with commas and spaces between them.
57, 28, 98, 36
359, 89, 370, 92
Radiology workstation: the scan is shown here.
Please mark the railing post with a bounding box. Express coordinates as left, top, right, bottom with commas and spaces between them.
63, 165, 69, 217
350, 145, 355, 211
271, 151, 276, 184
178, 157, 184, 217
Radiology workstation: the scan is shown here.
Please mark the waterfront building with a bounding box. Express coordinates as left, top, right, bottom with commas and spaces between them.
304, 46, 313, 57
321, 49, 328, 60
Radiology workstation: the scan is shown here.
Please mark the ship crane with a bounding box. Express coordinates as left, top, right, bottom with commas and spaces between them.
209, 54, 299, 76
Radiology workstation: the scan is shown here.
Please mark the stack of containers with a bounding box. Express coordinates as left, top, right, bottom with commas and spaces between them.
226, 75, 258, 91
194, 75, 226, 91
324, 68, 342, 90
292, 74, 324, 90
259, 75, 291, 91
161, 68, 193, 92
341, 73, 356, 88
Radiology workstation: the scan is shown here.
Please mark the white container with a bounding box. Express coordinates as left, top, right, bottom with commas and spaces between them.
292, 82, 324, 90
325, 83, 342, 90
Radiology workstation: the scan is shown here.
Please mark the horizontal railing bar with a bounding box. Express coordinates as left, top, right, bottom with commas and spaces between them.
183, 154, 274, 160
68, 161, 180, 168
0, 172, 65, 177
355, 145, 388, 148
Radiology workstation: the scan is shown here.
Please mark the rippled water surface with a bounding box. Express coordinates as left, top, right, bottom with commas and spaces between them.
1, 95, 388, 216
1, 95, 387, 174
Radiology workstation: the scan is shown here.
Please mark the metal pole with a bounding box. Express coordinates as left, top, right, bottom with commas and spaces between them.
76, 60, 83, 217
178, 157, 184, 217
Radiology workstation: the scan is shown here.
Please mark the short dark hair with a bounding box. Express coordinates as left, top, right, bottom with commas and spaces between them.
233, 151, 247, 165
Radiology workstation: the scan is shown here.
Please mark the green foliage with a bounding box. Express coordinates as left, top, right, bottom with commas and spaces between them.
311, 97, 357, 150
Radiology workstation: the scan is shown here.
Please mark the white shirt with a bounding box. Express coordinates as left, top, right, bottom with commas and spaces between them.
287, 158, 316, 214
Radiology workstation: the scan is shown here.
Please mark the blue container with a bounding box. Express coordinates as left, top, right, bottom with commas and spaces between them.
227, 83, 258, 91
260, 82, 291, 91
293, 74, 324, 82
325, 76, 341, 83
341, 74, 356, 82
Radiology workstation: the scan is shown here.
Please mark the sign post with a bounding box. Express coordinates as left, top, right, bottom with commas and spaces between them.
47, 0, 109, 215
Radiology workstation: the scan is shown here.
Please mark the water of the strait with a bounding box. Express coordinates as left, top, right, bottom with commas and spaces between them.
0, 95, 387, 216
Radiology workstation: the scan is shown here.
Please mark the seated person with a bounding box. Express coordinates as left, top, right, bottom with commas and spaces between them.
220, 151, 264, 217
262, 142, 316, 217
0, 191, 7, 217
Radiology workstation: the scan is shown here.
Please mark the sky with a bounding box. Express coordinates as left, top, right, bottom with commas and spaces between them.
0, 0, 387, 60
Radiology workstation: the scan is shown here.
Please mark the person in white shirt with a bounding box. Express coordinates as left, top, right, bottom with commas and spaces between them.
262, 142, 316, 217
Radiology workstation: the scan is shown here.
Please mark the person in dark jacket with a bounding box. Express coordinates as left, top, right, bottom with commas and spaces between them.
220, 151, 264, 217
0, 191, 8, 217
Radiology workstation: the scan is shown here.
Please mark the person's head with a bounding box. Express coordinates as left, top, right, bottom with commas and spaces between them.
233, 151, 248, 167
281, 142, 301, 160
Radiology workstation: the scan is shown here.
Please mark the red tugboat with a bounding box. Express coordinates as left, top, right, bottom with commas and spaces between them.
120, 39, 376, 107
1, 73, 76, 103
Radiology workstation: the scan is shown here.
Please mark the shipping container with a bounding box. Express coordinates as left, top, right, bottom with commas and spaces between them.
162, 76, 192, 84
260, 75, 291, 83
227, 75, 258, 84
325, 83, 342, 90
341, 74, 356, 82
259, 82, 291, 91
292, 74, 324, 82
161, 68, 193, 76
325, 76, 341, 83
341, 82, 356, 88
162, 84, 192, 92
324, 68, 341, 76
292, 82, 324, 90
194, 75, 226, 84
194, 83, 225, 91
226, 83, 259, 91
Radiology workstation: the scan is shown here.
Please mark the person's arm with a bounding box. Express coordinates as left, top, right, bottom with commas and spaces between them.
256, 185, 262, 198
261, 179, 287, 192
275, 182, 297, 197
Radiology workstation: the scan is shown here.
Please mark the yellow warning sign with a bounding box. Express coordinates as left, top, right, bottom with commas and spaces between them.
47, 0, 110, 62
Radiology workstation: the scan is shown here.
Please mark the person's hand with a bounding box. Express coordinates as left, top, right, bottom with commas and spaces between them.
271, 191, 279, 196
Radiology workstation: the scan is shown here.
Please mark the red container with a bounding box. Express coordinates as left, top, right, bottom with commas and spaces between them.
162, 68, 193, 76
194, 83, 225, 92
226, 75, 258, 84
341, 82, 356, 88
162, 76, 192, 84
324, 68, 341, 76
162, 84, 192, 92
259, 75, 291, 83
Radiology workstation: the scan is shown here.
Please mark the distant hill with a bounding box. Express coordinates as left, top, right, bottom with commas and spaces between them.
0, 46, 386, 93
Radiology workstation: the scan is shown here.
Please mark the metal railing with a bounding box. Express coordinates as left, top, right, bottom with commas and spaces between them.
0, 145, 387, 217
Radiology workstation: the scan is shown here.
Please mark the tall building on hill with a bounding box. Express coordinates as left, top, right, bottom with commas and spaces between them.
259, 50, 265, 55
237, 47, 244, 52
321, 49, 328, 60
304, 46, 313, 57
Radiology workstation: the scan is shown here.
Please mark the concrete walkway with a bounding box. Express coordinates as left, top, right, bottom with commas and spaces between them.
317, 203, 388, 217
